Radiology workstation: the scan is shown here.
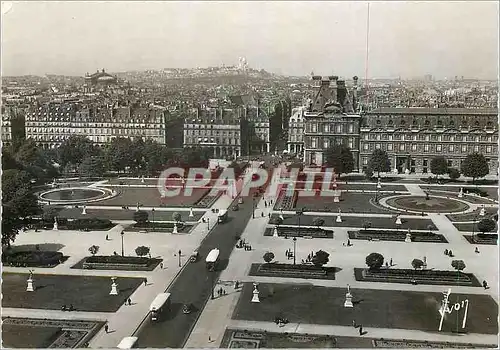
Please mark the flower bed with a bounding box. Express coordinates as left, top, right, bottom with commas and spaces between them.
80, 255, 161, 271
195, 191, 221, 208
65, 218, 114, 230
2, 251, 65, 267
463, 234, 498, 245
249, 263, 337, 280
348, 230, 448, 243
264, 227, 333, 239
354, 268, 481, 286
373, 339, 496, 349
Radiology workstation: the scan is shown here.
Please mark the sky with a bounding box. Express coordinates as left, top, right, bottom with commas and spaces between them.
1, 1, 498, 79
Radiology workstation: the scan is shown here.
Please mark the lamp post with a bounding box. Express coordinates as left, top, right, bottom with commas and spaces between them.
178, 249, 182, 267
296, 208, 303, 238
207, 218, 210, 231
211, 271, 215, 299
120, 231, 124, 257
152, 208, 155, 231
252, 197, 256, 219
293, 237, 297, 265
472, 215, 478, 242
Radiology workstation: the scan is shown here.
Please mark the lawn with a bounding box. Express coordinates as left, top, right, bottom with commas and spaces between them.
293, 181, 408, 193
420, 186, 498, 200
56, 208, 205, 222
453, 223, 476, 232
269, 215, 436, 231
232, 283, 498, 334
2, 273, 143, 312
1, 318, 104, 348
446, 208, 498, 222
95, 187, 211, 207
295, 193, 396, 214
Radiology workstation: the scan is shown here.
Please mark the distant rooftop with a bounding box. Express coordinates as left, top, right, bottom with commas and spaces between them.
366, 107, 498, 115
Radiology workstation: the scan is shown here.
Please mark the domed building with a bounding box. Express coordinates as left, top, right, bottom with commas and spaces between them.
84, 69, 117, 92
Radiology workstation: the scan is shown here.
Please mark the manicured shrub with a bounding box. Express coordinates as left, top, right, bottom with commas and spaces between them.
366, 252, 384, 270
263, 252, 275, 263
411, 258, 424, 270
135, 246, 150, 257
451, 260, 466, 271
88, 245, 99, 256
312, 250, 330, 267
133, 210, 149, 224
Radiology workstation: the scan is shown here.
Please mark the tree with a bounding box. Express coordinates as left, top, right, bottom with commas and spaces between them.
427, 224, 434, 235
104, 137, 134, 172
135, 246, 150, 257
143, 140, 166, 175
2, 169, 41, 247
324, 145, 354, 176
367, 149, 391, 177
430, 156, 448, 178
58, 135, 100, 168
133, 210, 149, 224
312, 250, 330, 268
365, 252, 384, 270
448, 168, 460, 181
313, 217, 325, 227
364, 166, 374, 180
88, 245, 99, 256
172, 212, 182, 222
461, 153, 489, 184
451, 260, 466, 271
363, 221, 372, 231
263, 252, 275, 263
411, 258, 424, 270
477, 218, 496, 235
42, 206, 59, 223
78, 156, 106, 179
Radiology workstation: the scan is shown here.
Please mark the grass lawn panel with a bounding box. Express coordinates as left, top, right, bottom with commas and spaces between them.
446, 208, 498, 222
348, 230, 448, 243
96, 187, 211, 207
463, 235, 498, 245
220, 328, 497, 349
249, 263, 337, 280
295, 193, 394, 214
1, 324, 61, 348
264, 227, 333, 239
421, 186, 499, 200
353, 268, 481, 287
70, 256, 162, 271
2, 273, 142, 312
269, 215, 436, 231
232, 283, 498, 334
425, 190, 494, 205
57, 208, 204, 222
294, 182, 407, 193
453, 223, 477, 232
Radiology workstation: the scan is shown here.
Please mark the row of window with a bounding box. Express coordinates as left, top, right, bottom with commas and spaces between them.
25, 122, 164, 128
307, 123, 356, 133
27, 128, 164, 136
363, 133, 497, 142
184, 129, 240, 137
309, 138, 355, 150
367, 118, 495, 128
184, 137, 240, 145
360, 142, 496, 153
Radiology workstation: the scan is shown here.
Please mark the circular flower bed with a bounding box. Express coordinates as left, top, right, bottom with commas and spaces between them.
385, 195, 469, 213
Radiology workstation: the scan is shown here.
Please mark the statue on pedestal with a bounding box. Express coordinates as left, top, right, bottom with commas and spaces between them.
395, 216, 402, 225
173, 222, 178, 234
82, 205, 87, 215
344, 284, 353, 308
27, 270, 35, 292
53, 217, 59, 231
251, 282, 260, 303
405, 228, 412, 243
109, 277, 119, 295
336, 208, 342, 223
189, 207, 194, 217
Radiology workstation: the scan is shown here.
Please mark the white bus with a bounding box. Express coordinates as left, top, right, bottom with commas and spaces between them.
217, 209, 228, 223
205, 248, 220, 271
117, 336, 138, 349
149, 292, 171, 321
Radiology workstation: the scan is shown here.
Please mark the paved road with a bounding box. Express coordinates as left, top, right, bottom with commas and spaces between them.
136, 189, 261, 347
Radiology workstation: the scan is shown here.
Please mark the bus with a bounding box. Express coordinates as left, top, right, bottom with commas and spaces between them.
117, 337, 138, 349
205, 248, 220, 271
217, 209, 228, 223
149, 293, 171, 321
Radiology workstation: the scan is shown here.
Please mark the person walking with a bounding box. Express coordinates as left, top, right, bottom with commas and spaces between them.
359, 325, 363, 335
127, 298, 132, 305
160, 262, 164, 269
144, 278, 148, 286
389, 258, 393, 266
104, 324, 109, 333
105, 234, 109, 241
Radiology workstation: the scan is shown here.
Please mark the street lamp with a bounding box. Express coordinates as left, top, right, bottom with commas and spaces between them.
211, 271, 215, 299
296, 208, 303, 238
120, 231, 125, 257
178, 249, 182, 267
252, 197, 256, 219
472, 215, 478, 242
152, 208, 155, 231
207, 218, 210, 231
293, 237, 297, 265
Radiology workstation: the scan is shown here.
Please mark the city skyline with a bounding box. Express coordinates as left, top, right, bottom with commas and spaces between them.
1, 1, 499, 79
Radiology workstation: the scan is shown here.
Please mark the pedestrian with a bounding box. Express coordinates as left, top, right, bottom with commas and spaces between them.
359, 325, 363, 335
104, 324, 109, 333
128, 298, 132, 305
347, 239, 351, 246
385, 262, 389, 268
352, 320, 356, 328
285, 250, 288, 258
475, 247, 479, 253
389, 258, 393, 266
160, 262, 164, 269
268, 213, 271, 218
343, 242, 346, 246
105, 234, 109, 240
148, 253, 151, 259
261, 212, 264, 217
144, 278, 147, 286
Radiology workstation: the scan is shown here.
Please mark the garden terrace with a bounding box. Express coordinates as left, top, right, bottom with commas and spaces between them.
71, 255, 162, 271
385, 195, 469, 213
231, 284, 498, 334
2, 273, 143, 312
292, 180, 408, 193
220, 329, 497, 349
248, 263, 337, 280
446, 208, 498, 222
348, 230, 448, 243
295, 193, 398, 214
126, 222, 194, 234
264, 227, 333, 239
354, 268, 481, 287
424, 190, 494, 205
269, 215, 436, 231
463, 234, 498, 245
2, 251, 67, 268
421, 185, 498, 200
95, 187, 213, 207
2, 317, 104, 348
274, 187, 297, 211
57, 208, 205, 222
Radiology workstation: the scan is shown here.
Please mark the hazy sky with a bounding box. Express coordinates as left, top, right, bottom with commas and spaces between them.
1, 1, 498, 79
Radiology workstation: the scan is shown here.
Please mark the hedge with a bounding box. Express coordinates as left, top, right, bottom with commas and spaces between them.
3, 251, 64, 267
85, 255, 150, 264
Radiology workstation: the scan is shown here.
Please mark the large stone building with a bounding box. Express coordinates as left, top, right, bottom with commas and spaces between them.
183, 107, 242, 158
1, 105, 26, 146
287, 106, 306, 155
302, 75, 361, 167
24, 103, 167, 148
83, 69, 118, 93
359, 107, 499, 174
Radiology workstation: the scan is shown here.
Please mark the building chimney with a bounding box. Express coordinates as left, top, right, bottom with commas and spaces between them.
336, 80, 347, 106
353, 76, 359, 111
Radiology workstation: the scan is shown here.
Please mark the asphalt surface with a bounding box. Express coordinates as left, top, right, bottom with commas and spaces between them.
136, 187, 263, 348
